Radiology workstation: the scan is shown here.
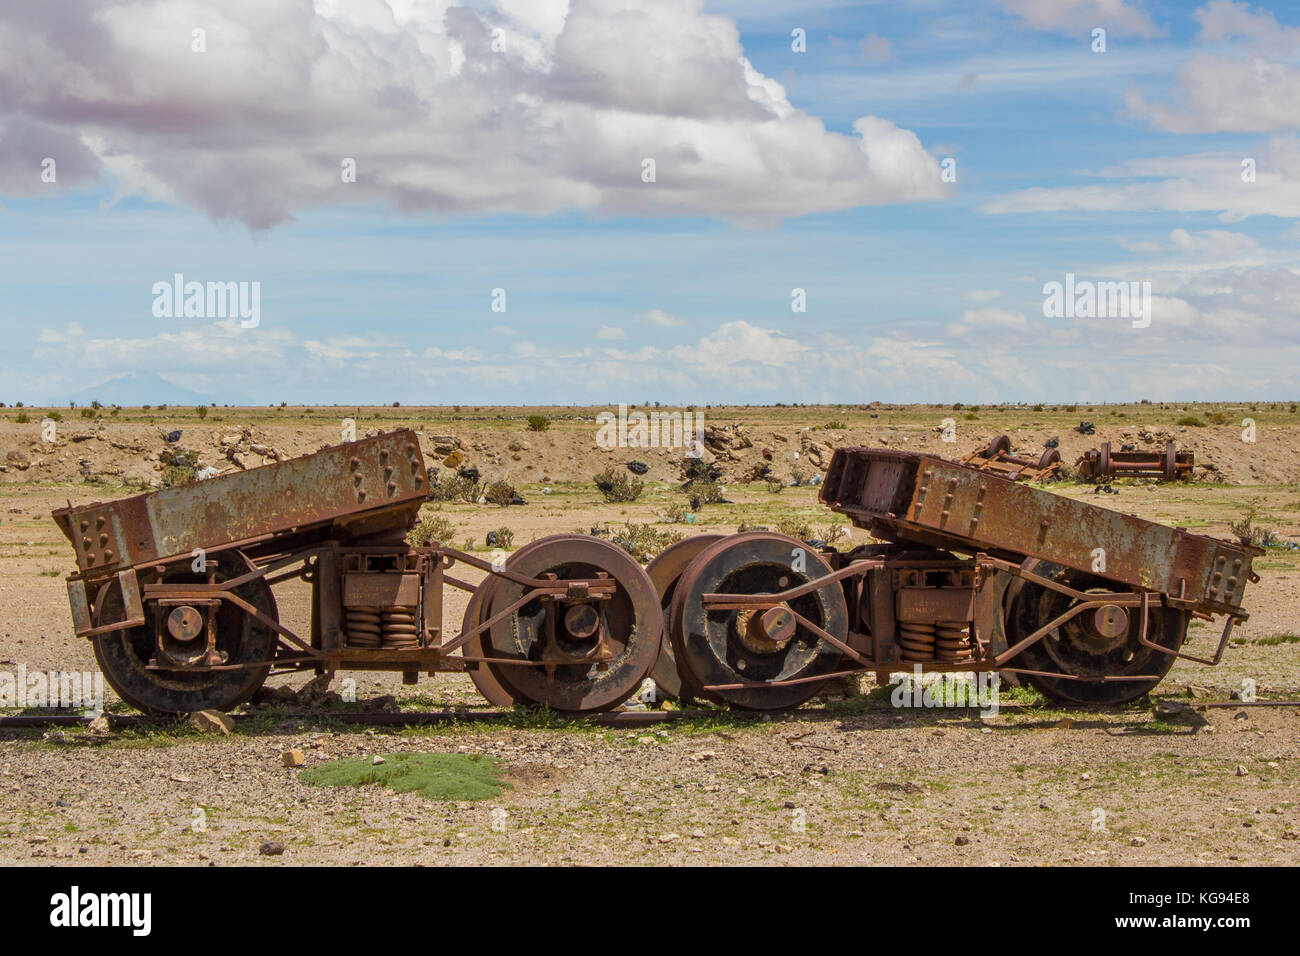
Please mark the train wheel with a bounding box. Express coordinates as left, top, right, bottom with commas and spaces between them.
460, 576, 518, 707
984, 435, 1012, 458
484, 535, 662, 713
1006, 565, 1185, 705
1036, 447, 1061, 471
644, 534, 724, 701
670, 532, 848, 711
92, 552, 278, 715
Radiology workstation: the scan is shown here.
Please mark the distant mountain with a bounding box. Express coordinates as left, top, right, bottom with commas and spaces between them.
65, 372, 225, 407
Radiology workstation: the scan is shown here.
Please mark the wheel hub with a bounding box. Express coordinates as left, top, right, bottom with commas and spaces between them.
734, 605, 798, 654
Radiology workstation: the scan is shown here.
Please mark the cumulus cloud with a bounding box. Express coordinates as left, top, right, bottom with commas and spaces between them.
0, 0, 945, 229
595, 324, 627, 340
639, 308, 688, 328
1126, 1, 1300, 132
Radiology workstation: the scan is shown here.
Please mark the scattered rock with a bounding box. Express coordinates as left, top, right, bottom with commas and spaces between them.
87, 716, 110, 737
626, 460, 649, 475
954, 835, 970, 846
189, 710, 234, 735
372, 755, 386, 765
282, 749, 306, 768
258, 841, 285, 856
1235, 764, 1250, 776
1130, 836, 1147, 847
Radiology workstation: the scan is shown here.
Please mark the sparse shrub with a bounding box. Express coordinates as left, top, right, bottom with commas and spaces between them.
488, 526, 515, 549
824, 419, 847, 430
963, 412, 977, 421
526, 415, 550, 432
789, 466, 806, 486
408, 511, 458, 547
662, 503, 688, 523
1230, 506, 1278, 548
428, 470, 484, 503
822, 524, 848, 546
682, 480, 725, 506
47, 411, 62, 422
594, 466, 644, 502
161, 463, 197, 487
1176, 415, 1205, 427
79, 408, 94, 419
15, 412, 29, 424
485, 480, 517, 507
766, 478, 784, 494
609, 523, 683, 562
1032, 404, 1044, 411
1205, 411, 1229, 425
196, 406, 208, 420
775, 517, 816, 542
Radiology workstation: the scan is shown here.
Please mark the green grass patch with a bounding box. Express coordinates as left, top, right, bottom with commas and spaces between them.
299, 751, 511, 801
1255, 632, 1300, 646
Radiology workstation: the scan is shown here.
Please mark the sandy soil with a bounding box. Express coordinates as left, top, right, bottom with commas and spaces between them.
0, 403, 1297, 866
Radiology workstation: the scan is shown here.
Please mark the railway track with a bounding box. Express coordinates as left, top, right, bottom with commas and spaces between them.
1, 699, 1295, 731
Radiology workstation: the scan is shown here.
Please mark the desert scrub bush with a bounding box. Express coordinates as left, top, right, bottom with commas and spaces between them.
79, 407, 94, 419
14, 412, 29, 424
1205, 410, 1229, 425
766, 478, 784, 494
1229, 506, 1278, 548
160, 463, 197, 487
196, 406, 209, 420
407, 510, 458, 547
47, 411, 62, 422
682, 480, 725, 506
824, 419, 847, 430
1176, 415, 1205, 427
526, 414, 550, 432
661, 502, 688, 523
484, 480, 517, 507
487, 526, 515, 548
428, 470, 484, 503
609, 522, 683, 562
594, 466, 644, 502
789, 466, 806, 486
775, 517, 816, 542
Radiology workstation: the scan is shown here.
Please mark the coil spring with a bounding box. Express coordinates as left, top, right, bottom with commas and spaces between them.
345, 606, 421, 649
897, 621, 972, 662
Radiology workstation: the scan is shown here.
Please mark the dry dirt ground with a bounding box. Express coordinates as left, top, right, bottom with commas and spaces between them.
0, 402, 1298, 866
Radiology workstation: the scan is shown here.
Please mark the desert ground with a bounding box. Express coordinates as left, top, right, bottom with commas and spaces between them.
0, 401, 1298, 865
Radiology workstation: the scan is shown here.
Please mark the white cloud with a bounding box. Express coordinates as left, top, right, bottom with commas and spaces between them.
639, 308, 688, 327
982, 137, 1300, 220
1003, 0, 1161, 37
0, 0, 945, 229
1124, 1, 1300, 133
946, 307, 1031, 338
595, 324, 627, 340
964, 288, 1004, 302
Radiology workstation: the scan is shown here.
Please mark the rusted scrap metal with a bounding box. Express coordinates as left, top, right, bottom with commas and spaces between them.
959, 435, 1060, 482
53, 430, 663, 716
52, 426, 1256, 719
1076, 441, 1194, 481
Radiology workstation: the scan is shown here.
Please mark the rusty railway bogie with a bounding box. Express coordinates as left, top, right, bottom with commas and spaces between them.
53, 431, 663, 715
53, 433, 1258, 716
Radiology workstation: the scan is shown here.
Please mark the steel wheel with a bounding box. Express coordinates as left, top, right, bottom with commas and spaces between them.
984, 435, 1012, 458
645, 534, 723, 701
461, 575, 518, 707
485, 535, 662, 713
1007, 565, 1184, 705
670, 532, 848, 710
92, 551, 278, 714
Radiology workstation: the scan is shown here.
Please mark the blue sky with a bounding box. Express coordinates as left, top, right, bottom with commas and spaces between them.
2, 0, 1298, 405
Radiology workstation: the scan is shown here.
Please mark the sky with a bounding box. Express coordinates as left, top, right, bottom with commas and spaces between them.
1, 0, 1298, 406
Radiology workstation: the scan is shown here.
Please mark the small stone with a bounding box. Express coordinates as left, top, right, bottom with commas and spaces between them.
954, 835, 970, 846
372, 755, 386, 765
1235, 764, 1250, 776
658, 833, 678, 844
282, 749, 306, 768
1130, 836, 1147, 847
87, 716, 110, 737
259, 841, 285, 856
189, 710, 234, 735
